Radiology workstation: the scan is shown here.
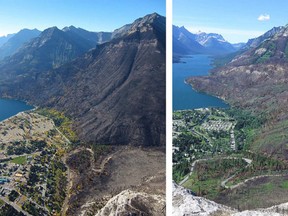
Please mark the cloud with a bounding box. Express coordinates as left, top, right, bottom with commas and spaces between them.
258, 14, 270, 21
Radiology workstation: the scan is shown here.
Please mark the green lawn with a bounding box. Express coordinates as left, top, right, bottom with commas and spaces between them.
281, 180, 288, 189
11, 156, 27, 165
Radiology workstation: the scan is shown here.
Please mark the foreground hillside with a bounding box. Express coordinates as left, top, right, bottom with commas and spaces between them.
173, 182, 288, 216
173, 108, 288, 211
0, 109, 165, 215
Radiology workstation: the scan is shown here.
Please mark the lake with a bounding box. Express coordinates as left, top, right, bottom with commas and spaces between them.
173, 55, 229, 110
0, 99, 34, 121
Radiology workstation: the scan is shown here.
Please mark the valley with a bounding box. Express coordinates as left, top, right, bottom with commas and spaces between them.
173, 20, 288, 215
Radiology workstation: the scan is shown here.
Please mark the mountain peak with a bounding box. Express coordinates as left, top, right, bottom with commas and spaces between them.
62, 25, 77, 32
112, 13, 165, 39
18, 28, 40, 33
0, 28, 41, 60
173, 25, 236, 55
196, 32, 227, 43
39, 26, 63, 41
138, 12, 161, 23
44, 26, 60, 32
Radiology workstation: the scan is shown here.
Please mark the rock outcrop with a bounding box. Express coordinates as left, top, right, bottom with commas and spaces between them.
95, 189, 165, 216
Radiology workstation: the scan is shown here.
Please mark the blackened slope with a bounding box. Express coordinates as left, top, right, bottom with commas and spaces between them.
2, 13, 166, 147
58, 13, 166, 146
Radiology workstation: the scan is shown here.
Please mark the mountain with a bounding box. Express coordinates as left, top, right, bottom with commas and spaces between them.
111, 24, 132, 39
246, 26, 284, 48
173, 25, 237, 56
0, 26, 100, 81
232, 42, 246, 50
0, 13, 166, 147
0, 28, 41, 60
0, 33, 15, 47
173, 26, 205, 55
187, 24, 288, 159
229, 26, 288, 66
62, 25, 112, 46
194, 32, 236, 54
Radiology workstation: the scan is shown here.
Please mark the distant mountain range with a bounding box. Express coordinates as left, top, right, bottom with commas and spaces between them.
0, 29, 41, 60
0, 26, 112, 66
0, 33, 15, 47
188, 24, 288, 159
173, 25, 243, 56
0, 13, 166, 147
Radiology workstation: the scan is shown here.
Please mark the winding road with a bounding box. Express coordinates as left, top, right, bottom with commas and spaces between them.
179, 157, 252, 187
180, 156, 287, 191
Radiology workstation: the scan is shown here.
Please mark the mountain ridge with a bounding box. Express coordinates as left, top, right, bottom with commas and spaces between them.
173, 25, 237, 56
0, 13, 166, 147
0, 28, 41, 60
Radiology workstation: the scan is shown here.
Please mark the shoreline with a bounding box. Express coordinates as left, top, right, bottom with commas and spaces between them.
174, 54, 229, 111
0, 99, 36, 123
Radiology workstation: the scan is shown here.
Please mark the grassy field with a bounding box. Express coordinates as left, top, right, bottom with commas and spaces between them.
11, 156, 27, 165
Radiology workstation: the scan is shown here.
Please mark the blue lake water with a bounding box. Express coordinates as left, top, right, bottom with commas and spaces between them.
0, 99, 34, 121
173, 55, 229, 110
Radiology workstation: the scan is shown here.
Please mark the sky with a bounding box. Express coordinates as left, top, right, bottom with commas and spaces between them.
0, 0, 165, 36
173, 0, 288, 43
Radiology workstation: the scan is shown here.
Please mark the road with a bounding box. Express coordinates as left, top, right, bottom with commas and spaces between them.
222, 174, 285, 190
55, 127, 71, 145
179, 158, 209, 186
180, 157, 253, 187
